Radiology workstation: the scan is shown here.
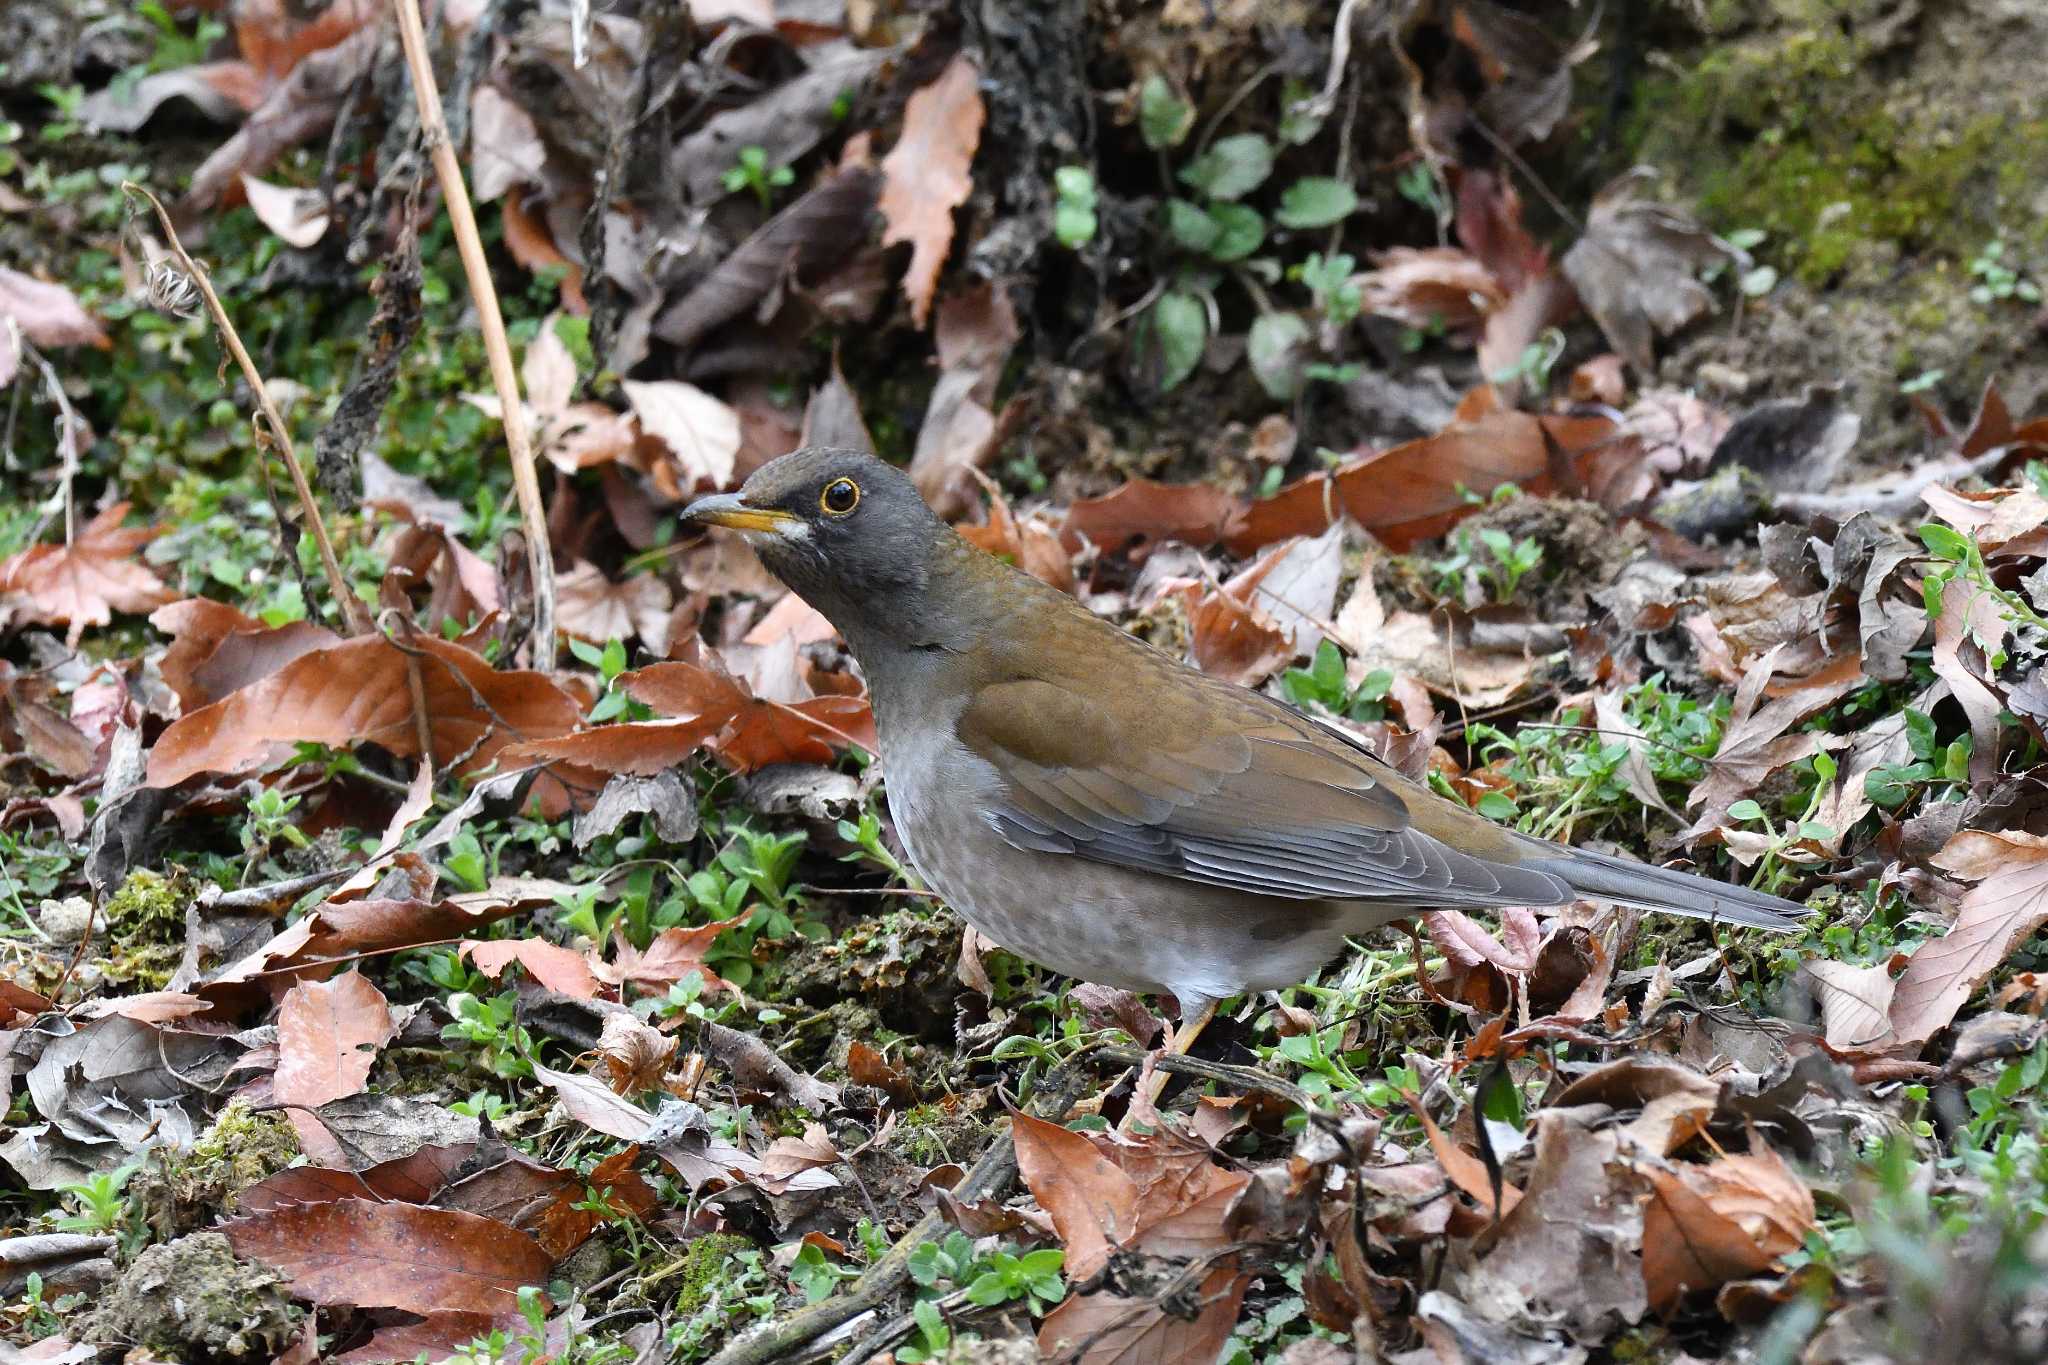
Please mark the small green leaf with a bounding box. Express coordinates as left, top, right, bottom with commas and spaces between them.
1277, 78, 1324, 145
1139, 74, 1194, 150
1143, 291, 1207, 392
964, 1270, 1011, 1306
1902, 708, 1937, 761
1917, 523, 1974, 563
1179, 133, 1273, 201
913, 1297, 948, 1349
1247, 312, 1310, 401
1205, 203, 1265, 261
1476, 791, 1517, 821
1726, 798, 1766, 822
1164, 199, 1221, 254
1054, 201, 1096, 249
1276, 177, 1358, 229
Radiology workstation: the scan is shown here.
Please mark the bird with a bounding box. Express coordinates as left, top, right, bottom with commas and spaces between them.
680, 447, 1812, 1065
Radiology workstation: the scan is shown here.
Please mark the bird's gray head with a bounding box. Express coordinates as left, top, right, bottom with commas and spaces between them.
678, 447, 959, 653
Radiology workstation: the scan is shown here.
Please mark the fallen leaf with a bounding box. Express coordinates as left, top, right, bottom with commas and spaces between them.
463, 939, 603, 1001
1641, 1149, 1813, 1312
1228, 412, 1616, 554
273, 972, 399, 1109
911, 283, 1020, 518
0, 267, 112, 351
757, 1122, 842, 1193
240, 174, 330, 248
596, 1013, 676, 1094
623, 379, 742, 491
183, 26, 381, 211
1562, 167, 1727, 373
1804, 959, 1899, 1052
150, 598, 342, 712
1010, 1111, 1141, 1280
878, 54, 984, 327
1064, 480, 1242, 557
1357, 246, 1504, 331
555, 562, 674, 648
655, 167, 881, 351
1895, 829, 2048, 1044
590, 916, 748, 996
469, 85, 546, 203
1037, 1263, 1247, 1365
146, 634, 582, 788
0, 503, 175, 640
220, 1198, 552, 1315
467, 319, 637, 475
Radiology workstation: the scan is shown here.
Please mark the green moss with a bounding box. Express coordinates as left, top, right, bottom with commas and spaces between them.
1629, 23, 2048, 286
670, 1233, 757, 1318
105, 868, 186, 942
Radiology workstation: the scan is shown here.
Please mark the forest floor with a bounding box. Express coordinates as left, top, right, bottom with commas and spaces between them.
4, 2, 2048, 1363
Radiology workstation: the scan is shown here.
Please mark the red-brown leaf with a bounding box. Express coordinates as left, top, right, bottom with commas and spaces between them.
219, 1198, 552, 1315
878, 55, 984, 327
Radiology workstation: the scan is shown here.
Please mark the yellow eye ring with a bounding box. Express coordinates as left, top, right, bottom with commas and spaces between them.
819, 477, 860, 515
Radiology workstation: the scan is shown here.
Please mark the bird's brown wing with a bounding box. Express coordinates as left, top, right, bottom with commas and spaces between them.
954, 666, 1573, 908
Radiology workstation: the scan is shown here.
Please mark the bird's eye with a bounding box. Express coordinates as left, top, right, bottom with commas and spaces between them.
819, 477, 860, 515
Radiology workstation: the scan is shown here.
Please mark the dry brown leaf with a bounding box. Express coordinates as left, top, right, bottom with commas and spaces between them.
623, 379, 742, 491
0, 267, 112, 352
590, 915, 747, 996
469, 85, 546, 203
958, 483, 1075, 593
616, 656, 876, 770
757, 1122, 842, 1194
150, 598, 341, 713
1064, 480, 1242, 557
1356, 246, 1504, 331
463, 938, 603, 1001
183, 25, 380, 210
1036, 1264, 1248, 1365
1641, 1150, 1813, 1312
273, 972, 398, 1110
1228, 412, 1616, 554
0, 503, 174, 640
911, 283, 1020, 518
239, 173, 330, 248
1804, 959, 1899, 1052
1010, 1110, 1141, 1281
555, 562, 674, 648
1896, 829, 2048, 1044
878, 54, 984, 327
1181, 582, 1293, 687
596, 1013, 676, 1094
1562, 167, 1727, 373
146, 634, 583, 788
466, 319, 635, 474
220, 1198, 551, 1315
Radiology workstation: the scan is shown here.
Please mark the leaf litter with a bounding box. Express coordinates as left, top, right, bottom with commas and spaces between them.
5, 3, 2048, 1362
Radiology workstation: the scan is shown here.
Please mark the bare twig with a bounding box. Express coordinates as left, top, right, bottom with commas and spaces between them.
121, 184, 373, 638
705, 1065, 1092, 1365
389, 0, 558, 671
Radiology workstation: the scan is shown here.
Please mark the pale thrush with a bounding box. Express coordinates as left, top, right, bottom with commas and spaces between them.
681, 449, 1810, 1053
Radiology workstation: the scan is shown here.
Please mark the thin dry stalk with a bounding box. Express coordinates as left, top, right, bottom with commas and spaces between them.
122, 184, 373, 638
389, 0, 558, 670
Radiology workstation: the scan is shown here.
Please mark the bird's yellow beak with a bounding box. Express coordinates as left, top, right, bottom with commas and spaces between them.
678, 492, 801, 535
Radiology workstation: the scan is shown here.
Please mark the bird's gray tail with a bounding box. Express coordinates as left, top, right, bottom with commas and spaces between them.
1522, 843, 1813, 931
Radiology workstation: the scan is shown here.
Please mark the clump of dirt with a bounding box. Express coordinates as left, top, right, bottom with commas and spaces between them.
87, 1232, 302, 1361
783, 907, 963, 1043
1413, 494, 1642, 620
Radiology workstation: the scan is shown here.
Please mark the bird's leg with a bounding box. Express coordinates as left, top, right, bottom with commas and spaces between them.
1123, 994, 1217, 1129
